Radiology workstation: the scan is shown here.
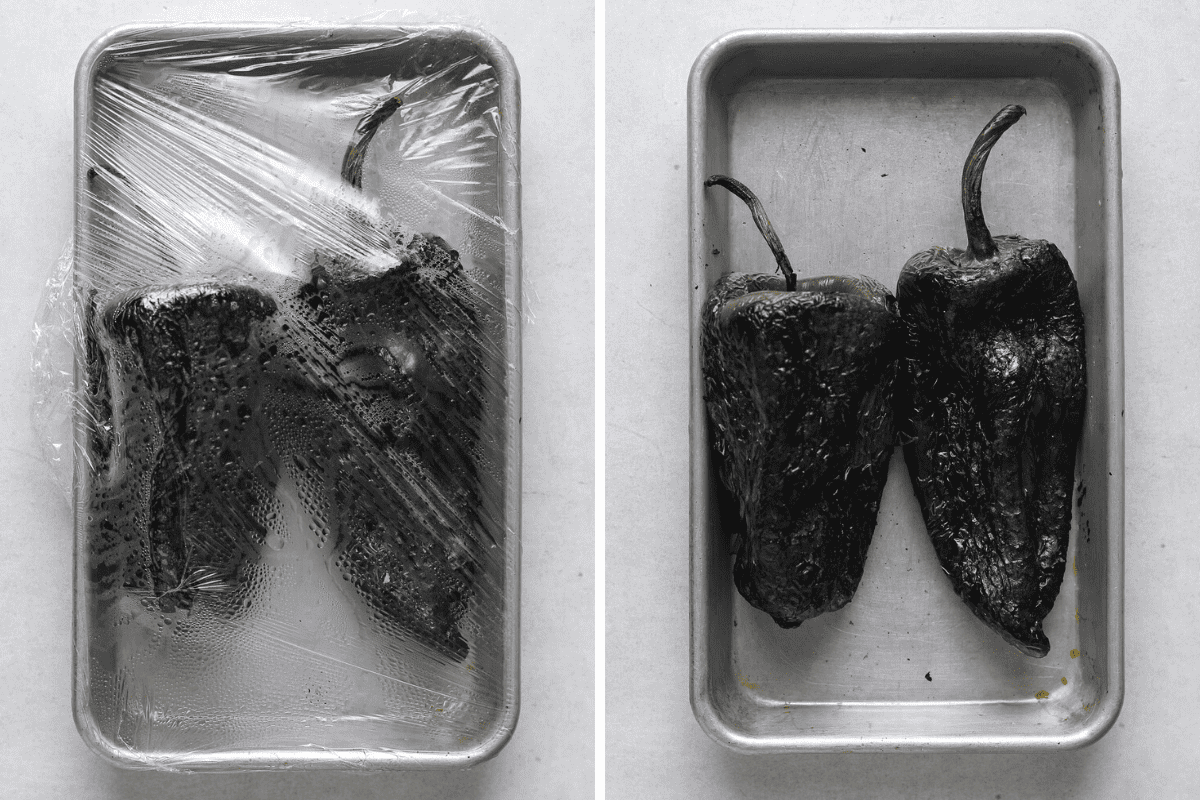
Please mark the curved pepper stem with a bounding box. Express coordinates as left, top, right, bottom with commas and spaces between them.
962, 104, 1026, 262
341, 94, 404, 189
705, 175, 796, 291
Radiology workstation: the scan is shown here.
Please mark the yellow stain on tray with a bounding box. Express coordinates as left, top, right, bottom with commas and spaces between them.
1035, 690, 1050, 700
740, 676, 759, 689
1070, 649, 1081, 659
1075, 608, 1080, 622
1073, 558, 1077, 576
1061, 677, 1068, 685
1083, 702, 1093, 712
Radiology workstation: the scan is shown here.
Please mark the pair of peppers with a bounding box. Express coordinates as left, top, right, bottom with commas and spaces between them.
702, 106, 1086, 657
85, 96, 485, 661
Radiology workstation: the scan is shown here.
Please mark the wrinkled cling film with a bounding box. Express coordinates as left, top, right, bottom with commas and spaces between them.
32, 240, 78, 498
46, 24, 519, 769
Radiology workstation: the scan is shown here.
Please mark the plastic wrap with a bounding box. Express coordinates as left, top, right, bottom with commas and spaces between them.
64, 23, 520, 770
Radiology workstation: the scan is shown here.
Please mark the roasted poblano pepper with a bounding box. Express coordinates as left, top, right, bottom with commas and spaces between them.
85, 283, 279, 614
702, 176, 901, 628
897, 106, 1086, 657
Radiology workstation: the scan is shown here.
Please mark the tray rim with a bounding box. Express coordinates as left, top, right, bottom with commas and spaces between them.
687, 27, 1124, 754
70, 20, 522, 771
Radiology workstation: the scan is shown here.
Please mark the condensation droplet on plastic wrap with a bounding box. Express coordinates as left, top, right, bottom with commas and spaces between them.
54, 25, 520, 765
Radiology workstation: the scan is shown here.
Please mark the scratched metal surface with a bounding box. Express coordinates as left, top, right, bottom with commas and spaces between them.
688, 30, 1123, 752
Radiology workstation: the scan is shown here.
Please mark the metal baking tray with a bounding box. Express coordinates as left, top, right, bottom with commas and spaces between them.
73, 23, 520, 770
688, 29, 1123, 753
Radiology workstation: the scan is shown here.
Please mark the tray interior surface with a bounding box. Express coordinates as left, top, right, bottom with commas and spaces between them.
691, 33, 1120, 751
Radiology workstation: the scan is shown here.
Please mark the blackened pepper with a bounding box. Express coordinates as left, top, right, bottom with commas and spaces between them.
702, 176, 900, 628
897, 105, 1086, 657
86, 284, 279, 612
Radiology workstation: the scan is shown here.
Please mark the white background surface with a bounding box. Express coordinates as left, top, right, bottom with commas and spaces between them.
0, 1, 594, 798
606, 1, 1199, 798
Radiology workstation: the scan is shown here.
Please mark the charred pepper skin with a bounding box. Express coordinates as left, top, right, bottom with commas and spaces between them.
897, 105, 1086, 657
702, 176, 901, 628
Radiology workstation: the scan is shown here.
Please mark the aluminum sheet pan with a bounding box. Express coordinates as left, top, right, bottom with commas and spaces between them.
73, 23, 521, 770
688, 29, 1123, 753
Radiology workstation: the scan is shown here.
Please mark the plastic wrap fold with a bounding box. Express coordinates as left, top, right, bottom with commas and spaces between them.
61, 22, 520, 770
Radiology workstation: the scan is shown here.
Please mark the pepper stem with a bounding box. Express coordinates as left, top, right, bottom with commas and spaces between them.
341, 94, 404, 189
962, 105, 1026, 261
705, 175, 796, 291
